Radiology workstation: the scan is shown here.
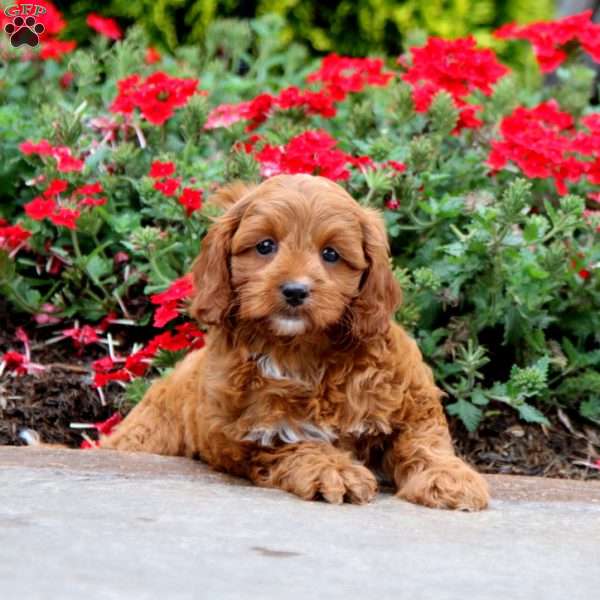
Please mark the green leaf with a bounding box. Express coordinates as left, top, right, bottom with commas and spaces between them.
0, 250, 15, 282
446, 399, 483, 432
517, 403, 550, 425
85, 255, 112, 284
471, 389, 489, 406
580, 397, 600, 424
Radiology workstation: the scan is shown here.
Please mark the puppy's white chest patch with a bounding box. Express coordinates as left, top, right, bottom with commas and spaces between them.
250, 353, 309, 383
244, 420, 337, 447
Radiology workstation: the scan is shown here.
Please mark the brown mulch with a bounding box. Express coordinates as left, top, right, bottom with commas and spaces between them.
450, 413, 600, 480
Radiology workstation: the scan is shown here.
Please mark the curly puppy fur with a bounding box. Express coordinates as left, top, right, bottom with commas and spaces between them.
102, 174, 489, 510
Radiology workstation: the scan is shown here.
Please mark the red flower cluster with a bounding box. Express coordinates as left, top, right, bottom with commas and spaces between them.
25, 196, 79, 230
205, 54, 392, 130
400, 37, 508, 131
20, 139, 84, 173
149, 161, 203, 215
0, 221, 30, 253
39, 39, 77, 61
86, 13, 122, 40
205, 86, 336, 130
150, 275, 195, 327
92, 322, 204, 387
307, 54, 394, 99
110, 72, 199, 125
254, 130, 353, 181
495, 10, 600, 73
488, 100, 600, 194
23, 179, 106, 230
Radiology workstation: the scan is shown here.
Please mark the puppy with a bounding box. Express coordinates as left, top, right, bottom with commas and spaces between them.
102, 174, 489, 510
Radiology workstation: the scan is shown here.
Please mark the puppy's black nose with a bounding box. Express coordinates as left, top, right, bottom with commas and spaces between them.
280, 282, 310, 306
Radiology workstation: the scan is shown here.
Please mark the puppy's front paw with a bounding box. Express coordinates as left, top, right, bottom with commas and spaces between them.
397, 458, 489, 511
287, 462, 378, 505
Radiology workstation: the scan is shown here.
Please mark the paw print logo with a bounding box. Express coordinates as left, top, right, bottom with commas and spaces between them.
4, 15, 44, 47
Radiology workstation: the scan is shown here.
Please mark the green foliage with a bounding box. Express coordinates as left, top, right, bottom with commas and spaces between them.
56, 0, 554, 56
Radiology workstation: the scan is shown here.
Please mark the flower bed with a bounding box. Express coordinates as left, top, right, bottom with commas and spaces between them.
0, 4, 599, 473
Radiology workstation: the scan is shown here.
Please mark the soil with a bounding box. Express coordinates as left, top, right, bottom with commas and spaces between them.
1, 306, 599, 479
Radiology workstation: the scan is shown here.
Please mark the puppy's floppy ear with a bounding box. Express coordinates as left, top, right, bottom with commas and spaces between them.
189, 182, 254, 326
350, 207, 402, 338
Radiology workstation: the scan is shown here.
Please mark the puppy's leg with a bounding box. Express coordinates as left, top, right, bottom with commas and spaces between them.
99, 377, 185, 455
384, 419, 489, 511
247, 442, 378, 505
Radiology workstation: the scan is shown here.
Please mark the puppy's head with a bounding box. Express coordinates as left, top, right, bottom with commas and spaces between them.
191, 174, 400, 339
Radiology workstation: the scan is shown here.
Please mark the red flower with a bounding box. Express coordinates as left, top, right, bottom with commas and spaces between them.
110, 72, 199, 125
75, 182, 103, 195
0, 223, 31, 252
150, 275, 195, 305
92, 356, 116, 373
308, 54, 394, 100
49, 207, 80, 230
154, 177, 180, 196
178, 187, 203, 216
60, 72, 74, 89
20, 141, 84, 172
146, 323, 205, 353
95, 412, 123, 435
400, 37, 508, 132
20, 139, 53, 156
52, 146, 84, 172
44, 179, 69, 197
86, 13, 122, 40
149, 160, 176, 178
386, 160, 406, 173
94, 369, 130, 387
1, 351, 27, 375
78, 197, 107, 208
255, 130, 352, 181
145, 47, 161, 64
125, 347, 155, 376
150, 275, 195, 327
62, 325, 100, 349
25, 197, 55, 221
494, 11, 600, 72
39, 39, 76, 61
205, 102, 251, 129
1, 350, 45, 376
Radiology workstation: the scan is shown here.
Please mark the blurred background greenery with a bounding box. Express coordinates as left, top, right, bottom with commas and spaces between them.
55, 0, 555, 55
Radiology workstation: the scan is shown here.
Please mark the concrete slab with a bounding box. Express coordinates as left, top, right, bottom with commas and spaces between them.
1, 447, 599, 600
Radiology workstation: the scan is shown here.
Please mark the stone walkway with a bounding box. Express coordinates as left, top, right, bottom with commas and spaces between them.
1, 447, 599, 600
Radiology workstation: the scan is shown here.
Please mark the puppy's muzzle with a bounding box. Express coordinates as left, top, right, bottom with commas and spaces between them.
280, 282, 310, 307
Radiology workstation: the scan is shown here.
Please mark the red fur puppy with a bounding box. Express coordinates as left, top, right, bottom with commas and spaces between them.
102, 174, 489, 510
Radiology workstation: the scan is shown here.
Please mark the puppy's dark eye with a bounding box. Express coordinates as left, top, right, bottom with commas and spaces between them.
256, 239, 277, 255
322, 247, 339, 263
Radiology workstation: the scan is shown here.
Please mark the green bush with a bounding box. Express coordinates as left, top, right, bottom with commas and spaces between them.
55, 0, 554, 55
1, 13, 599, 434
